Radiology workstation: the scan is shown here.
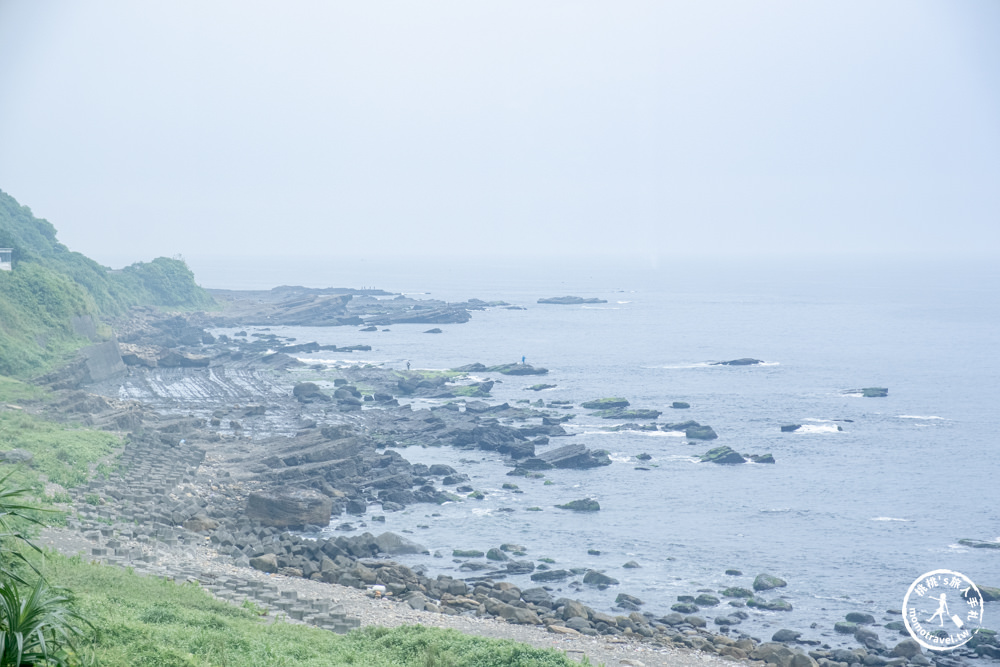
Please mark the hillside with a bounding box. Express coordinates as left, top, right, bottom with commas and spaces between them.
0, 188, 214, 376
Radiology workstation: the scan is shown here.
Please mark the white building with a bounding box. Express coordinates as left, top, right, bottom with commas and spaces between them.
0, 248, 11, 271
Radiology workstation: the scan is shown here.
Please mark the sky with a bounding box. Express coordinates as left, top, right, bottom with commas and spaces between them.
0, 1, 998, 267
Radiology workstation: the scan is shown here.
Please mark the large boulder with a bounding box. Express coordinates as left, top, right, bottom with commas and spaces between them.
293, 382, 330, 403
754, 573, 788, 591
374, 531, 429, 555
246, 487, 333, 528
538, 444, 611, 469
686, 425, 719, 440
157, 349, 210, 368
249, 553, 278, 573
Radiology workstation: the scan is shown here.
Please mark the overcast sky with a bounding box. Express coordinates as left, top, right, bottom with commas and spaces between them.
0, 1, 998, 266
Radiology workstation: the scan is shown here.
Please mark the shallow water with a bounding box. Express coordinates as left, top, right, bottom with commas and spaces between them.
192, 254, 1000, 643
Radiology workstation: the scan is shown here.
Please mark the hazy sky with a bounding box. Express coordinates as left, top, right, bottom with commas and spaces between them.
1, 1, 998, 266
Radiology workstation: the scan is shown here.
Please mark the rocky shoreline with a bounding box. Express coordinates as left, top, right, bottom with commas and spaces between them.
16, 287, 998, 667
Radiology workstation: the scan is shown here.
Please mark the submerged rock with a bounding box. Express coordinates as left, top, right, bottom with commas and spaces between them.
780, 424, 802, 432
537, 296, 608, 305
581, 397, 630, 410
712, 358, 763, 366
556, 498, 600, 512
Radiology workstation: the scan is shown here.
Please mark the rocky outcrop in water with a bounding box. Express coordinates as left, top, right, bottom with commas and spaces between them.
712, 358, 764, 366
537, 296, 607, 304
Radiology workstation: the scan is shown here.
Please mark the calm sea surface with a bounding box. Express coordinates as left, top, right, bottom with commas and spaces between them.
189, 254, 1000, 642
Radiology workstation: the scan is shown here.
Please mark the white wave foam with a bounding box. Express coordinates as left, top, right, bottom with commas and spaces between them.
796, 424, 841, 434
616, 300, 632, 304
870, 517, 911, 522
804, 418, 834, 423
758, 361, 781, 366
759, 508, 792, 513
581, 306, 620, 310
899, 415, 946, 420
647, 362, 714, 369
947, 544, 969, 551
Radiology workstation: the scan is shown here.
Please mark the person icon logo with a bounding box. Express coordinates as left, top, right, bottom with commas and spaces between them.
903, 569, 983, 651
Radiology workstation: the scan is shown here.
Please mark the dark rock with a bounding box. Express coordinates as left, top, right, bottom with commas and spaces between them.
861, 387, 888, 397
249, 553, 278, 573
754, 573, 788, 591
246, 488, 333, 528
581, 398, 630, 410
671, 401, 690, 409
781, 424, 802, 432
694, 594, 720, 606
957, 539, 1000, 549
582, 570, 619, 586
157, 349, 210, 368
488, 363, 548, 376
721, 586, 754, 598
747, 598, 793, 611
772, 629, 802, 643
423, 328, 443, 334
671, 603, 699, 614
615, 593, 643, 607
530, 569, 571, 582
520, 587, 553, 607
537, 296, 608, 305
750, 453, 776, 464
686, 425, 719, 440
834, 621, 858, 634
712, 358, 763, 366
556, 499, 600, 512
536, 444, 611, 469
891, 639, 922, 658
505, 560, 535, 574
846, 612, 876, 625
374, 532, 428, 555
452, 549, 485, 558
293, 382, 330, 403
700, 446, 745, 464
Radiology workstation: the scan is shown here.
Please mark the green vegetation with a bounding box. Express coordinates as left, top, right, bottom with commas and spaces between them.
0, 410, 121, 491
33, 554, 580, 666
0, 376, 47, 404
0, 189, 214, 377
1, 471, 90, 666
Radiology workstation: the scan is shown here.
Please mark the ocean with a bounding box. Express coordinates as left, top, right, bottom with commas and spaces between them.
188, 253, 1000, 644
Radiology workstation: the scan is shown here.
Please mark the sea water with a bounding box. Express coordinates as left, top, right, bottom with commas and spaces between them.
189, 254, 1000, 641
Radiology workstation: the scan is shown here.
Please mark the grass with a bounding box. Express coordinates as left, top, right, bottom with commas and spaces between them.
35, 553, 583, 667
0, 375, 48, 404
0, 409, 121, 491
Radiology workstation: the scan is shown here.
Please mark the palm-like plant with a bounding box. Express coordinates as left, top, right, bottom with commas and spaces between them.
0, 576, 87, 667
0, 469, 90, 666
0, 469, 49, 585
